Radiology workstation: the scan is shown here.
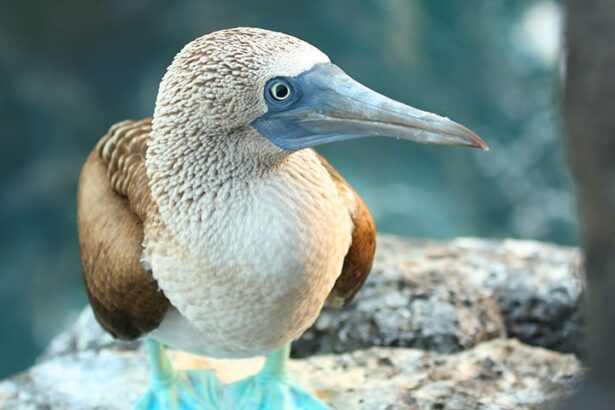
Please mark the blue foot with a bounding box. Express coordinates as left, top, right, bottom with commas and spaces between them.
224, 344, 330, 410
134, 340, 224, 410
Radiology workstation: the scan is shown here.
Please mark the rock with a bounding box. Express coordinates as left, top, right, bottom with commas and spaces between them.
0, 337, 582, 410
0, 235, 586, 409
296, 235, 585, 357
295, 245, 506, 357
40, 308, 135, 360
451, 238, 585, 356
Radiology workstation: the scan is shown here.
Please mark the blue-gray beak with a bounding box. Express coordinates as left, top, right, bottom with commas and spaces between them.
252, 63, 488, 152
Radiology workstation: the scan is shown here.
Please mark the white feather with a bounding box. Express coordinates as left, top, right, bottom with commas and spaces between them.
145, 149, 353, 358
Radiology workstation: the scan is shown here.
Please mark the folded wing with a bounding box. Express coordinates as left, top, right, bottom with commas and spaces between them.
316, 154, 376, 308
77, 118, 170, 340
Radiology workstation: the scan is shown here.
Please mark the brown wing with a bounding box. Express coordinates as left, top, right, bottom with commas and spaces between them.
77, 117, 170, 340
317, 153, 377, 308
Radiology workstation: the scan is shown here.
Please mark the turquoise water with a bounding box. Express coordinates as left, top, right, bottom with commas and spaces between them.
0, 0, 573, 378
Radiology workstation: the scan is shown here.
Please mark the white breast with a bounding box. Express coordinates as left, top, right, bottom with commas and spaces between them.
145, 150, 353, 358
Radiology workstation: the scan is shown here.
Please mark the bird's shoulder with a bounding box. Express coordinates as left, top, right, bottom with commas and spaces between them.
314, 152, 377, 307
77, 117, 169, 340
96, 117, 155, 220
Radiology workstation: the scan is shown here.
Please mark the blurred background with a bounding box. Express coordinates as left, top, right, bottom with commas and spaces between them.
0, 0, 573, 378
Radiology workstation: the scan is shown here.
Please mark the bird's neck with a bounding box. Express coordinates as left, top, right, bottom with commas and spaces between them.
146, 126, 287, 208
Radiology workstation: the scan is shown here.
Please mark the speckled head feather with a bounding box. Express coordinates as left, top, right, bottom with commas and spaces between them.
147, 28, 334, 216
153, 27, 328, 137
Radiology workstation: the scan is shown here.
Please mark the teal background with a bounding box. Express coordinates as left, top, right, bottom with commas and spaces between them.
0, 0, 573, 377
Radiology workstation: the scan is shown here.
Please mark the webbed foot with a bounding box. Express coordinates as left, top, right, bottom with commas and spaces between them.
134, 340, 224, 410
224, 344, 330, 410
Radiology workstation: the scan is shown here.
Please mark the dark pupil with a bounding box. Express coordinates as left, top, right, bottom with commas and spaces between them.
272, 84, 289, 100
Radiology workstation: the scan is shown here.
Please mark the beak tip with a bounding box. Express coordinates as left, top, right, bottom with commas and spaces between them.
476, 140, 490, 151
445, 120, 489, 152
466, 130, 489, 151
459, 136, 489, 151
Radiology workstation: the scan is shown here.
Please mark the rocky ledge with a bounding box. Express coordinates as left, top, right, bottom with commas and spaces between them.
0, 235, 586, 409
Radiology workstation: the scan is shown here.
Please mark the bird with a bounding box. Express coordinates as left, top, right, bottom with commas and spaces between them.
77, 27, 487, 410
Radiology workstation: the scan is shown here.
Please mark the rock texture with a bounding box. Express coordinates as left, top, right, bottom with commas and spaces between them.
0, 337, 582, 410
297, 236, 585, 357
0, 235, 586, 409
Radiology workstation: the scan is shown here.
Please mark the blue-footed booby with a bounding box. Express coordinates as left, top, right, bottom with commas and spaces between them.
77, 27, 487, 409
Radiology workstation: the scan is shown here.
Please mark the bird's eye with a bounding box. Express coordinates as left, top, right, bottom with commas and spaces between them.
269, 81, 291, 101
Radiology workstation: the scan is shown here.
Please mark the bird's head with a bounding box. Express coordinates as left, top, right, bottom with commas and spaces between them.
152, 27, 487, 166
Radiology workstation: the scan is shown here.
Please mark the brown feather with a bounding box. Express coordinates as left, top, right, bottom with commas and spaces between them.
77, 118, 169, 340
317, 154, 377, 308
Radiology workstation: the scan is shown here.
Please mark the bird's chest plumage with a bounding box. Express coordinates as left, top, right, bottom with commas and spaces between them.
145, 151, 353, 358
